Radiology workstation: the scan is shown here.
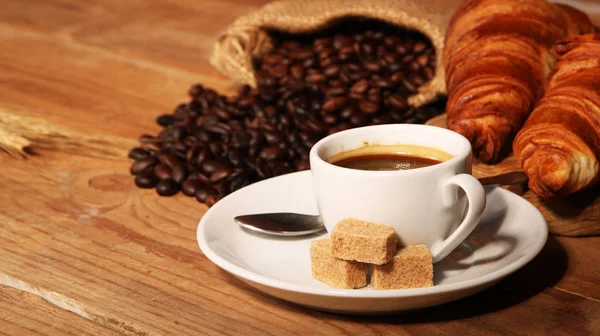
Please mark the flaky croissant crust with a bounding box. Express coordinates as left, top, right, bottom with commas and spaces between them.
444, 0, 593, 163
514, 34, 600, 198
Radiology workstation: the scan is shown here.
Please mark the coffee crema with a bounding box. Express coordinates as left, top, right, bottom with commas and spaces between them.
328, 144, 453, 171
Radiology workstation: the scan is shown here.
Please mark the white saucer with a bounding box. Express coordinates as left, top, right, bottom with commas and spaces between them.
197, 171, 548, 314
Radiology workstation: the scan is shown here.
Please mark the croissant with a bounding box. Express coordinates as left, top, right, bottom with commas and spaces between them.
513, 34, 600, 199
444, 0, 593, 163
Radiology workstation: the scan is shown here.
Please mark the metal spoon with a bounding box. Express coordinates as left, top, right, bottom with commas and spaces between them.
235, 171, 528, 236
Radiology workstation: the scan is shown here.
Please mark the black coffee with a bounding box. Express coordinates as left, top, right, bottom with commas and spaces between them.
332, 153, 441, 171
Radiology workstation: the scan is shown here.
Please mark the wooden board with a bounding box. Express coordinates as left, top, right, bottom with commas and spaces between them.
426, 114, 600, 237
0, 0, 597, 334
0, 286, 120, 336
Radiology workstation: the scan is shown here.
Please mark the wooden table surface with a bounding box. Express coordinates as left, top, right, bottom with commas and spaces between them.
0, 0, 598, 335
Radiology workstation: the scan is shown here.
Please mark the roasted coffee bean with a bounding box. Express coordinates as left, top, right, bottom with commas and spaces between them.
364, 61, 382, 73
350, 113, 369, 126
413, 41, 427, 53
322, 97, 348, 113
128, 147, 151, 160
154, 164, 172, 180
296, 159, 310, 171
305, 118, 328, 134
326, 86, 346, 97
391, 71, 405, 83
157, 153, 180, 169
181, 179, 200, 196
210, 166, 233, 183
188, 84, 205, 98
413, 75, 426, 86
358, 101, 380, 114
195, 186, 211, 203
135, 171, 158, 189
260, 146, 285, 161
340, 107, 355, 120
156, 114, 175, 127
171, 165, 188, 184
202, 160, 228, 175
205, 195, 219, 207
402, 78, 418, 93
424, 67, 434, 80
375, 78, 395, 89
130, 157, 156, 175
416, 54, 429, 67
350, 79, 369, 94
385, 94, 408, 111
323, 114, 338, 125
323, 65, 341, 78
156, 179, 180, 196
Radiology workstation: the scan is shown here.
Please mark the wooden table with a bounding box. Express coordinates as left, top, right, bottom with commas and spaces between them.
0, 1, 598, 334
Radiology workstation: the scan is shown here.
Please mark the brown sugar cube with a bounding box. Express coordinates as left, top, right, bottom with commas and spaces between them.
311, 238, 367, 289
331, 218, 398, 265
371, 244, 433, 290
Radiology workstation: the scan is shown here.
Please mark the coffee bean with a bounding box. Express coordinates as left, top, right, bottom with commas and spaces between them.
410, 61, 420, 72
306, 73, 325, 83
195, 186, 212, 203
416, 54, 428, 67
333, 35, 353, 50
350, 79, 369, 94
202, 160, 228, 175
339, 46, 355, 60
391, 71, 405, 83
385, 94, 408, 111
413, 41, 427, 53
128, 147, 151, 160
296, 159, 310, 171
181, 179, 200, 196
364, 61, 382, 73
172, 165, 188, 184
154, 164, 172, 180
260, 146, 285, 161
350, 113, 369, 126
323, 114, 338, 125
384, 35, 402, 47
323, 65, 341, 78
402, 78, 417, 93
188, 84, 204, 98
340, 107, 355, 120
322, 96, 348, 113
156, 179, 180, 196
371, 113, 394, 125
358, 101, 380, 114
210, 166, 233, 183
130, 157, 156, 175
326, 86, 347, 97
205, 195, 219, 207
413, 75, 426, 86
157, 153, 180, 169
375, 78, 395, 89
156, 114, 175, 127
135, 171, 158, 189
396, 44, 408, 55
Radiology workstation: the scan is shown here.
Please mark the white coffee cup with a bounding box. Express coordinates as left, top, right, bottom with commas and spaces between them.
309, 124, 486, 263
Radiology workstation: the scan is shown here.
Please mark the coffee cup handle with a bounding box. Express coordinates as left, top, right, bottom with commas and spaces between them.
430, 174, 486, 263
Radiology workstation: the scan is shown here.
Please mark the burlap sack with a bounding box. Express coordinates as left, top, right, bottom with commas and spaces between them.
210, 0, 457, 107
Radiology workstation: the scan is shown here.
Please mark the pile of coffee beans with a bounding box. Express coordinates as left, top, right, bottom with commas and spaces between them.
128, 20, 445, 206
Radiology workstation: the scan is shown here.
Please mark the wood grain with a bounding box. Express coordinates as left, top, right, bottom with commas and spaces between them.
426, 114, 600, 237
0, 0, 598, 334
0, 286, 120, 336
